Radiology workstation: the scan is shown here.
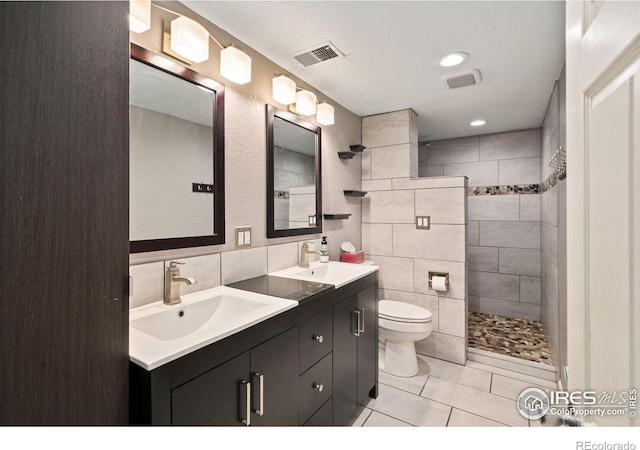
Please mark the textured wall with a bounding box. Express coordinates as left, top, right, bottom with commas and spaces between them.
129, 2, 362, 293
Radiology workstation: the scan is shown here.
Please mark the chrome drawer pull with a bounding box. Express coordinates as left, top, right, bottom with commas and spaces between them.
313, 382, 324, 392
313, 334, 324, 343
240, 380, 251, 426
358, 307, 365, 333
352, 309, 361, 336
253, 373, 264, 416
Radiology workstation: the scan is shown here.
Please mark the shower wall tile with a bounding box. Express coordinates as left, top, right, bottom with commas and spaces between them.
467, 246, 499, 273
479, 297, 541, 321
444, 161, 498, 186
362, 110, 413, 148
361, 148, 371, 180
479, 221, 540, 249
362, 179, 392, 191
541, 222, 559, 268
427, 136, 479, 165
362, 190, 414, 223
392, 176, 467, 190
416, 332, 466, 365
370, 143, 412, 179
438, 298, 466, 337
520, 194, 541, 221
541, 186, 558, 226
498, 157, 541, 185
393, 224, 466, 262
468, 195, 520, 221
418, 165, 444, 177
467, 221, 479, 246
498, 248, 541, 277
362, 223, 393, 256
468, 295, 480, 313
415, 187, 466, 225
479, 129, 541, 161
468, 271, 520, 302
379, 288, 439, 332
520, 276, 542, 304
413, 258, 466, 300
369, 255, 414, 292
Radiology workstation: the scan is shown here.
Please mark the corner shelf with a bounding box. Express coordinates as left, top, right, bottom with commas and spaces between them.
338, 151, 356, 159
350, 144, 366, 153
323, 214, 352, 220
343, 190, 368, 197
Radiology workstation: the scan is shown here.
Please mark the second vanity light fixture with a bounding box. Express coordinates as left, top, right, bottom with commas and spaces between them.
130, 0, 252, 85
272, 74, 334, 125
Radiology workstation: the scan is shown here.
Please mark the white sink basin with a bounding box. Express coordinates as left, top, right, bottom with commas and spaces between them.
129, 286, 298, 370
269, 261, 378, 288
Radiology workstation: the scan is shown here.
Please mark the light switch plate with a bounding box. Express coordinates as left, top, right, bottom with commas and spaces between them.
236, 226, 251, 248
416, 215, 430, 230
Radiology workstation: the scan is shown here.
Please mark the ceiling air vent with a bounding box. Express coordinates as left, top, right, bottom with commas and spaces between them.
442, 69, 482, 90
291, 42, 343, 67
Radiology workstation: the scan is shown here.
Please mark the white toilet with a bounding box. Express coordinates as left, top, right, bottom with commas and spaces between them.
378, 300, 433, 377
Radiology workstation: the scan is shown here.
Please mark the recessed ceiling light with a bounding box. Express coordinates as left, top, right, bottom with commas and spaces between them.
438, 52, 469, 67
470, 120, 487, 127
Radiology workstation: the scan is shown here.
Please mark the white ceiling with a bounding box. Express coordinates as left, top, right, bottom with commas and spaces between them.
185, 0, 565, 142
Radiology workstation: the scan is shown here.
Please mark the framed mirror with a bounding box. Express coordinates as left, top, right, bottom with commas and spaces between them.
129, 44, 225, 253
266, 105, 322, 238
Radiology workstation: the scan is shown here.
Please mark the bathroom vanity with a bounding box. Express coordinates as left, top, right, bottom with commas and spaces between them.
129, 266, 378, 426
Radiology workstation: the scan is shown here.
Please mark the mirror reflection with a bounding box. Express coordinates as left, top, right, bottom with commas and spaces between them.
130, 45, 225, 253
267, 106, 322, 238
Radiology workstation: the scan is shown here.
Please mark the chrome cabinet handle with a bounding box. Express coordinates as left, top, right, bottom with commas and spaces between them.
358, 307, 365, 333
313, 334, 324, 343
352, 309, 361, 336
313, 382, 324, 392
253, 373, 264, 416
240, 380, 251, 426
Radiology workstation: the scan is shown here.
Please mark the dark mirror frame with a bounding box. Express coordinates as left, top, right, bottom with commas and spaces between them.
130, 44, 225, 253
266, 105, 322, 238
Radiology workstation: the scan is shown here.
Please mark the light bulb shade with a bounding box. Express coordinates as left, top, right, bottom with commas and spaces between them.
272, 75, 296, 105
130, 0, 151, 33
295, 90, 317, 116
170, 16, 209, 63
220, 46, 252, 85
316, 102, 335, 125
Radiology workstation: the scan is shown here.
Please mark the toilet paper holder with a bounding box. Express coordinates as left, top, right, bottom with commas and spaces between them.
428, 271, 449, 291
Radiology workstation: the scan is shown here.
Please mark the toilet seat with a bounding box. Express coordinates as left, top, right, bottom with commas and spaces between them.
379, 300, 432, 324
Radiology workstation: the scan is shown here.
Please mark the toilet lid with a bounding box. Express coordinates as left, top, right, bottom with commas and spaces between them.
379, 300, 432, 323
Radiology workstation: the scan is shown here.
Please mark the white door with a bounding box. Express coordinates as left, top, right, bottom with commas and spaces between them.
566, 1, 640, 426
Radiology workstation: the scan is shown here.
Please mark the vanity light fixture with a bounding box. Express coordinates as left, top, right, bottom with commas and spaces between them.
316, 102, 335, 126
170, 16, 209, 63
272, 74, 297, 105
130, 0, 151, 33
295, 89, 318, 116
470, 119, 487, 127
220, 45, 252, 85
438, 52, 469, 67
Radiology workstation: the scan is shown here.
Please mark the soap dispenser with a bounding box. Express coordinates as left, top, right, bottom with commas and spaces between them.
320, 236, 329, 263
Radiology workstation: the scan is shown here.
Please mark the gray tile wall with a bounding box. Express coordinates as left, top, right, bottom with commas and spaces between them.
419, 129, 543, 321
363, 109, 468, 365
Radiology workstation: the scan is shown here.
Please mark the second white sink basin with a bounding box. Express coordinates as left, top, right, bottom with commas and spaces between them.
269, 261, 378, 288
130, 286, 298, 370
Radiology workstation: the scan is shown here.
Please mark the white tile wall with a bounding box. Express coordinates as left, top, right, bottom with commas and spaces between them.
362, 223, 393, 256
443, 160, 498, 186
415, 187, 466, 224
221, 247, 268, 285
468, 195, 520, 221
362, 110, 413, 148
479, 221, 541, 249
393, 224, 466, 262
370, 143, 412, 179
498, 157, 541, 185
362, 190, 415, 224
479, 129, 541, 161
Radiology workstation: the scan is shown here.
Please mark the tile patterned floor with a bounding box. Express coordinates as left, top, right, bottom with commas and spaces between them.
468, 312, 552, 365
350, 352, 557, 427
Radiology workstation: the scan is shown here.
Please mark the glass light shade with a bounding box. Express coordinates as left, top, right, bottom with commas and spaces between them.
220, 46, 252, 85
272, 75, 296, 105
130, 0, 151, 33
170, 16, 209, 63
295, 90, 317, 116
316, 102, 335, 125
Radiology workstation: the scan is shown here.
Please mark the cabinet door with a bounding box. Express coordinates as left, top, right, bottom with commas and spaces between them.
250, 326, 299, 426
357, 284, 378, 403
332, 295, 358, 425
172, 352, 251, 426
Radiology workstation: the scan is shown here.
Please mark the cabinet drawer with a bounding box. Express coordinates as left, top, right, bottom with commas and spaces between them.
299, 352, 332, 424
303, 398, 332, 426
299, 307, 333, 374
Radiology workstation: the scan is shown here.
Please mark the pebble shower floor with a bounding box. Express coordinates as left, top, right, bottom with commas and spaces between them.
468, 312, 552, 365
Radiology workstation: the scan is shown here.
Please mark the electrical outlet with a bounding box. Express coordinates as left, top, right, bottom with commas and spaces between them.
236, 226, 251, 249
416, 215, 430, 230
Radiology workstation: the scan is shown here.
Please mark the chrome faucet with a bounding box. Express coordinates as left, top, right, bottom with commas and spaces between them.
164, 261, 197, 305
299, 241, 321, 268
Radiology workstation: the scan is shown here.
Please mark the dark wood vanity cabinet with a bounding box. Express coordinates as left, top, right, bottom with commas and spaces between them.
172, 327, 299, 426
130, 272, 378, 426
